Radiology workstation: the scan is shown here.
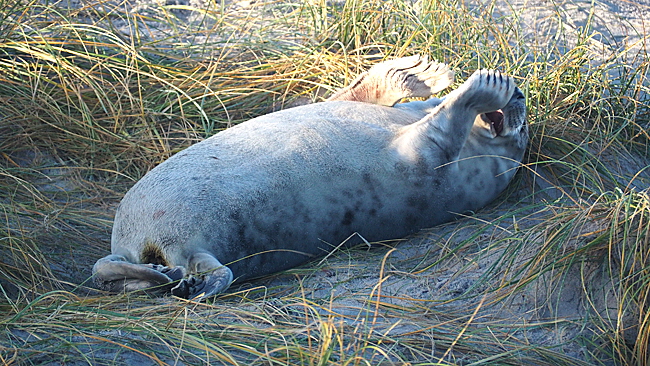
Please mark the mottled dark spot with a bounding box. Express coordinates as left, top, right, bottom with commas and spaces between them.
342, 190, 354, 199
369, 208, 377, 217
341, 210, 354, 226
407, 196, 417, 207
353, 201, 362, 211
230, 209, 242, 221
415, 159, 430, 175
237, 225, 246, 240
371, 194, 382, 206
405, 214, 419, 228
326, 196, 340, 205
394, 162, 409, 174
152, 210, 166, 220
265, 221, 282, 238
455, 192, 467, 207
331, 229, 346, 243
407, 195, 429, 212
433, 178, 442, 187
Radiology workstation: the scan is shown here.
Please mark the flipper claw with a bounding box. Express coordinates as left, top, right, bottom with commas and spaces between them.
171, 271, 232, 300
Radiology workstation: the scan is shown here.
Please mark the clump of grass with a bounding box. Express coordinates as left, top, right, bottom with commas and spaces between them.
0, 0, 649, 364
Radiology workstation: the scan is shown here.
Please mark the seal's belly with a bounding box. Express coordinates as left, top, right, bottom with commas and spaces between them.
112, 102, 429, 271
111, 100, 518, 280
211, 168, 457, 278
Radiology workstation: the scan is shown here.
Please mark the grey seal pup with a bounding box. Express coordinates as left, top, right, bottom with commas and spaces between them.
92, 55, 528, 300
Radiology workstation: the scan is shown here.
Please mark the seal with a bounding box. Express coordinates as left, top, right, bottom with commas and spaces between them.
92, 55, 528, 300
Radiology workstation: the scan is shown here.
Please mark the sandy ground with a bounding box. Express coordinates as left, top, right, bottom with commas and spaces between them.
484, 0, 649, 54
9, 0, 650, 364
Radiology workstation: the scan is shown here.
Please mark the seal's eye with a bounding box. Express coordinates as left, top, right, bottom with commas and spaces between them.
512, 88, 525, 100
484, 111, 504, 135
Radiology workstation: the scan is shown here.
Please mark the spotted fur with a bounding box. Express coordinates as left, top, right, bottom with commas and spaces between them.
92, 58, 527, 300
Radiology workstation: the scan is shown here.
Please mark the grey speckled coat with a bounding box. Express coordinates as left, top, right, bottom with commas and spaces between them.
93, 58, 527, 300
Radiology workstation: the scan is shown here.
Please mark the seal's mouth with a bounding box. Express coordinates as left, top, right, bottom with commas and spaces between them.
484, 110, 504, 136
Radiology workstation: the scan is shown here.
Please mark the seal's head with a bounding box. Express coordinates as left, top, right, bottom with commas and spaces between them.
474, 87, 528, 149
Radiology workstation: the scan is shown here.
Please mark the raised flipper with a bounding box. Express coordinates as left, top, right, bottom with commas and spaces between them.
394, 69, 516, 162
170, 252, 234, 300
92, 254, 187, 294
327, 55, 454, 106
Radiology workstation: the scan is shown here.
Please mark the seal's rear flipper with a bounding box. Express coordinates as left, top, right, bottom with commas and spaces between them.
327, 55, 454, 106
171, 252, 234, 300
92, 254, 186, 294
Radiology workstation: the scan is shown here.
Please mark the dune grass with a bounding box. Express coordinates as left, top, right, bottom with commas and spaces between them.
0, 0, 649, 364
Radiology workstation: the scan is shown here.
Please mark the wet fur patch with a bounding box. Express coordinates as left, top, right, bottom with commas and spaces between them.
140, 242, 169, 266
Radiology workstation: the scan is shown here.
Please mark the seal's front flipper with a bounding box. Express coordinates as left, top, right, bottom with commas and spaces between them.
171, 252, 233, 300
327, 55, 454, 106
92, 254, 187, 294
392, 69, 518, 165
